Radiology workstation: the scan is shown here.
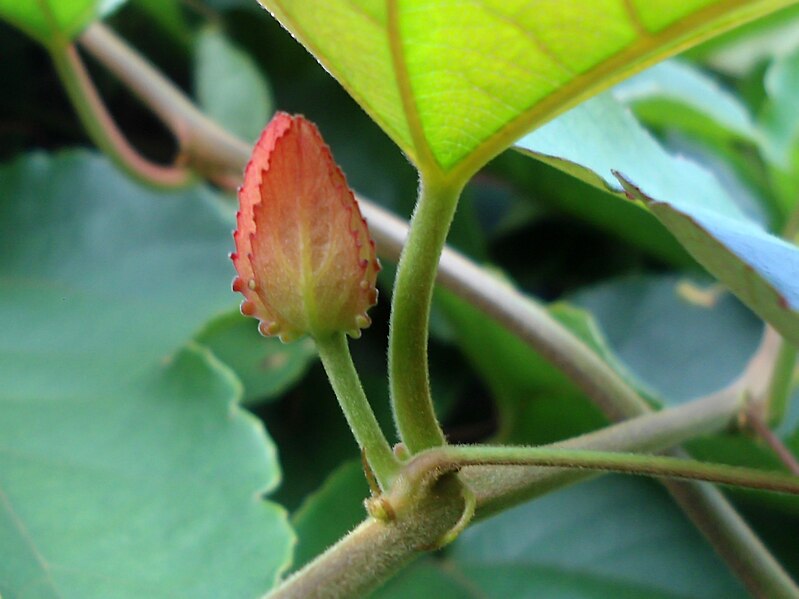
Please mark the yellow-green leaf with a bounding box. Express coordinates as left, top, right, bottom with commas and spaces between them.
259, 0, 795, 177
0, 0, 117, 47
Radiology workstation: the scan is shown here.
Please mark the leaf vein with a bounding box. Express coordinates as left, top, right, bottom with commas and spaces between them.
0, 485, 63, 599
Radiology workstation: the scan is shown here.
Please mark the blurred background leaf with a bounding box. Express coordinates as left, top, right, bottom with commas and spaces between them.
571, 274, 763, 403
196, 310, 317, 405
0, 151, 293, 598
614, 60, 757, 146
758, 44, 799, 216
516, 93, 799, 347
194, 26, 273, 142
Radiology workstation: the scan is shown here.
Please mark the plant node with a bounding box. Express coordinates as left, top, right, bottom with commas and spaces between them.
365, 496, 397, 522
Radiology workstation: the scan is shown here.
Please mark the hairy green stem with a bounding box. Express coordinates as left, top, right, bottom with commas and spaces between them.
745, 407, 799, 475
766, 338, 797, 425
400, 445, 799, 498
315, 333, 400, 490
468, 387, 745, 514
266, 391, 743, 599
265, 475, 465, 599
48, 42, 191, 188
388, 176, 463, 453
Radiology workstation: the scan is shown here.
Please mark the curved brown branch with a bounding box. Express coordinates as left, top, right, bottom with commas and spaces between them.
50, 43, 191, 188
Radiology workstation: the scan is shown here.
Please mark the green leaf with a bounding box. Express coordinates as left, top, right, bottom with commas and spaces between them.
615, 60, 756, 144
568, 274, 794, 511
760, 45, 799, 170
196, 310, 317, 404
686, 4, 799, 76
436, 289, 611, 444
489, 151, 694, 266
369, 560, 470, 599
258, 0, 793, 174
0, 151, 294, 597
612, 63, 777, 223
132, 0, 191, 46
195, 27, 274, 142
0, 0, 112, 46
515, 92, 799, 347
376, 477, 746, 598
790, 426, 799, 452
759, 44, 799, 215
0, 151, 237, 392
571, 274, 763, 403
0, 346, 294, 598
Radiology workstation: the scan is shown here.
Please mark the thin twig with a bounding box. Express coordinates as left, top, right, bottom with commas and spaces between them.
744, 407, 799, 475
50, 44, 191, 188
265, 390, 761, 599
79, 24, 246, 179
404, 446, 799, 498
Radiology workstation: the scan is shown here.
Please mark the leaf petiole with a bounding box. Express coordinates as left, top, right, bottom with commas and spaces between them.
395, 445, 799, 500
388, 175, 464, 454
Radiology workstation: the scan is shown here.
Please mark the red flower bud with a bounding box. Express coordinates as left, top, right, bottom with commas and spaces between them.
232, 113, 380, 342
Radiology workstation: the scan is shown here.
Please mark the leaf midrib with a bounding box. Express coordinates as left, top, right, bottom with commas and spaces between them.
386, 0, 437, 172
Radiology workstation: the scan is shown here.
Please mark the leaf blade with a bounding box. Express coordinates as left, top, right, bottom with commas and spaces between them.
515, 92, 799, 346
259, 0, 795, 173
0, 151, 294, 598
195, 27, 274, 142
0, 0, 117, 46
